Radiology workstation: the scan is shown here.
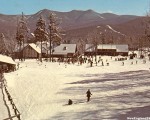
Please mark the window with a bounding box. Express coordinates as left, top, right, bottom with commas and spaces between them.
63, 46, 67, 50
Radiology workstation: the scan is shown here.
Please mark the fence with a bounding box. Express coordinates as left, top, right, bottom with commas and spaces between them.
1, 73, 21, 120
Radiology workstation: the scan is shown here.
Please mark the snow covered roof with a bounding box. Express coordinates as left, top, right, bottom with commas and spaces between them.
28, 43, 41, 54
97, 44, 116, 49
53, 44, 77, 55
14, 43, 46, 54
116, 45, 128, 52
85, 44, 116, 52
0, 54, 16, 65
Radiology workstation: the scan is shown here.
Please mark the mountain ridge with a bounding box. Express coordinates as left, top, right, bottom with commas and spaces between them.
0, 8, 146, 52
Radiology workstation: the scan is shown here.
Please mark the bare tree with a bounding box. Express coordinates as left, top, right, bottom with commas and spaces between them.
0, 33, 9, 55
16, 12, 29, 61
77, 38, 85, 56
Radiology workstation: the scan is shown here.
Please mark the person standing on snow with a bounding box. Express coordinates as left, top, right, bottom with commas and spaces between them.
68, 99, 73, 105
86, 89, 92, 102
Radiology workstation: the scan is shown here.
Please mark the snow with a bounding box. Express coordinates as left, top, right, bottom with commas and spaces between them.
0, 54, 16, 65
97, 15, 105, 19
97, 44, 116, 49
53, 44, 76, 55
106, 25, 126, 36
116, 44, 128, 52
35, 11, 42, 17
0, 84, 9, 119
1, 55, 150, 119
30, 33, 35, 37
29, 43, 41, 53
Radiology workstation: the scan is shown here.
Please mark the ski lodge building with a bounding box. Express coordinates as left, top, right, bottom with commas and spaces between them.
14, 43, 41, 59
84, 44, 128, 56
22, 43, 41, 59
14, 43, 78, 59
51, 44, 77, 58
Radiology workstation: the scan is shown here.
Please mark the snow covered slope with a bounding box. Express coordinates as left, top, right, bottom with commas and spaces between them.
107, 25, 126, 36
2, 56, 150, 119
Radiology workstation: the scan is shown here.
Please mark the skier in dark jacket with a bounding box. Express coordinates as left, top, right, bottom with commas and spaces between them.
68, 99, 73, 105
86, 89, 92, 102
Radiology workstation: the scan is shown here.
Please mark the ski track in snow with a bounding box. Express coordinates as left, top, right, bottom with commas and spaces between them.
2, 56, 150, 120
107, 25, 126, 36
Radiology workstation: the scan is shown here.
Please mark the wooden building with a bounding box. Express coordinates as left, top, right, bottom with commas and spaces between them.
97, 44, 117, 56
116, 45, 128, 56
85, 44, 128, 56
22, 43, 41, 59
0, 54, 16, 72
14, 43, 41, 59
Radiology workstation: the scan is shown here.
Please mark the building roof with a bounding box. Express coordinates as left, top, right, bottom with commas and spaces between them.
28, 43, 41, 54
53, 44, 77, 55
97, 44, 116, 49
14, 43, 42, 54
0, 54, 16, 65
116, 45, 128, 52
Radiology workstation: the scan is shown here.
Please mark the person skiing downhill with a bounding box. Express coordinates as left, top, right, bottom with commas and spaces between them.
86, 89, 92, 102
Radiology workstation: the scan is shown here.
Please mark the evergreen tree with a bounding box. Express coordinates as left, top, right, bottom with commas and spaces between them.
48, 12, 62, 62
34, 16, 48, 62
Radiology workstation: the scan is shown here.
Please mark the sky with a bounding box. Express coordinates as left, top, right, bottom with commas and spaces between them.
0, 0, 150, 16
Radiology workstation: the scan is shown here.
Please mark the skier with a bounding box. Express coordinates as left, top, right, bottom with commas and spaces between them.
102, 61, 104, 66
86, 89, 92, 102
68, 99, 73, 105
122, 62, 124, 66
17, 63, 20, 70
136, 60, 138, 64
90, 60, 93, 67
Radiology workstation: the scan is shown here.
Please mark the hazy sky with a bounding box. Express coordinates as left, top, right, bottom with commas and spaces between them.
0, 0, 149, 16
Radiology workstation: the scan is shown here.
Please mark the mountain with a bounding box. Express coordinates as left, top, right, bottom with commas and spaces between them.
0, 9, 140, 32
64, 17, 146, 48
0, 9, 146, 51
113, 17, 146, 37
